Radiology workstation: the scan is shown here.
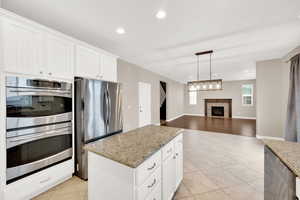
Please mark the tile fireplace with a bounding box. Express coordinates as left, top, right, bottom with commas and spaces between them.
205, 99, 232, 118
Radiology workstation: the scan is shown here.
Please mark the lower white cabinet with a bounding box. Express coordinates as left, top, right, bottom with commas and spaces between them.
162, 153, 175, 200
162, 134, 183, 200
88, 133, 183, 200
4, 160, 73, 200
296, 178, 300, 198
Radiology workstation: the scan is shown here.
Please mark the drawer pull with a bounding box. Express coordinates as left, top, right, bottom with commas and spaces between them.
147, 178, 156, 188
176, 153, 179, 156
40, 177, 51, 184
147, 163, 156, 170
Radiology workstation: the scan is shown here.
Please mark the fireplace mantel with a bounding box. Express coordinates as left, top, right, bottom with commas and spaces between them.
205, 99, 232, 118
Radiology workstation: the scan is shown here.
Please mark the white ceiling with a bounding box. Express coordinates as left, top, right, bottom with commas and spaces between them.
3, 0, 300, 83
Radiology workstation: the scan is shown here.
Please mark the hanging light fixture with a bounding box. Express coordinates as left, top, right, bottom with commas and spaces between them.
187, 50, 223, 92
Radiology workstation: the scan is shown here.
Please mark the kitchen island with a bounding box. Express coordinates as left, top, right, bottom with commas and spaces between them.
85, 125, 183, 200
263, 139, 300, 200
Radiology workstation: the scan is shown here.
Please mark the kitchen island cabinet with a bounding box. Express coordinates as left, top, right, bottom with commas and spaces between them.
85, 125, 183, 200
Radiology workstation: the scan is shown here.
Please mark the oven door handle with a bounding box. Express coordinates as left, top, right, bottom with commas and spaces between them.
7, 128, 72, 149
7, 89, 72, 97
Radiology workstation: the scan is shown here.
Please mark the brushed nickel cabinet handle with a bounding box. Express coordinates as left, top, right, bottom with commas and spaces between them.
147, 178, 156, 188
40, 177, 51, 184
147, 163, 156, 170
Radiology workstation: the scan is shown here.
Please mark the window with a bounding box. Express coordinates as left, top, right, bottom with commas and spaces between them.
189, 91, 197, 105
242, 84, 253, 106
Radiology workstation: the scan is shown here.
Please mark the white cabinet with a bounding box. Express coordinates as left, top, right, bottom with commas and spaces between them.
4, 159, 73, 200
1, 14, 117, 81
45, 34, 74, 79
1, 18, 75, 80
75, 45, 102, 79
162, 134, 183, 200
88, 133, 183, 200
162, 151, 175, 200
174, 135, 183, 188
296, 178, 300, 198
75, 44, 118, 82
2, 18, 43, 75
101, 54, 117, 82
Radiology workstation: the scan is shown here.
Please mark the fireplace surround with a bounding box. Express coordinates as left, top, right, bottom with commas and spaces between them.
205, 99, 232, 118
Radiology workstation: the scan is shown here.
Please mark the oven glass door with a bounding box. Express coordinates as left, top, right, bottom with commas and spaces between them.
6, 93, 72, 129
6, 134, 72, 182
7, 95, 72, 117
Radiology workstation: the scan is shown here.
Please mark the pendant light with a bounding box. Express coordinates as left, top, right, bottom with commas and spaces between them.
187, 50, 223, 91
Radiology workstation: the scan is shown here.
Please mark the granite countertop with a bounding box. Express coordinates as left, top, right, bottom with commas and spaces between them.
263, 139, 300, 177
85, 125, 183, 168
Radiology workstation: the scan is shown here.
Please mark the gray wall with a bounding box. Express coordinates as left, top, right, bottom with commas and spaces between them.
118, 59, 185, 132
256, 59, 290, 138
184, 80, 256, 118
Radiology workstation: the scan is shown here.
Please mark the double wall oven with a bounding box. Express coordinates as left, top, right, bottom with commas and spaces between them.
6, 76, 73, 183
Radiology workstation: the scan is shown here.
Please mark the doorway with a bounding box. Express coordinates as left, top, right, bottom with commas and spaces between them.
138, 82, 151, 127
160, 81, 167, 125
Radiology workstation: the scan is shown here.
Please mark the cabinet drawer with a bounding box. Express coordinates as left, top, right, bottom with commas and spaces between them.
136, 167, 161, 200
136, 150, 161, 186
162, 140, 174, 161
5, 160, 73, 200
145, 182, 161, 200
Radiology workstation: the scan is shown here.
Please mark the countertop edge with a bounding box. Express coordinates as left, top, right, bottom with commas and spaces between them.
85, 128, 184, 169
263, 139, 300, 177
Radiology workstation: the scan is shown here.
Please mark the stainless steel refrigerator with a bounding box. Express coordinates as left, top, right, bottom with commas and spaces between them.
74, 77, 123, 180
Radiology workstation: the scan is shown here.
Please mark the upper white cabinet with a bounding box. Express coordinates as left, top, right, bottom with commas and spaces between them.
2, 18, 44, 75
75, 45, 101, 79
45, 34, 74, 79
75, 44, 118, 82
0, 12, 118, 81
1, 18, 75, 80
101, 54, 117, 82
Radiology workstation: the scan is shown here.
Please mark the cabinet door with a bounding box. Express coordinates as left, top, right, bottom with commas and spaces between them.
2, 18, 43, 75
45, 34, 74, 79
162, 152, 176, 200
175, 136, 183, 189
75, 45, 101, 79
101, 54, 117, 82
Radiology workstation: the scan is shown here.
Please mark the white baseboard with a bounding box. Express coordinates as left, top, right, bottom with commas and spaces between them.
232, 116, 256, 120
166, 114, 184, 122
164, 113, 256, 122
183, 113, 205, 117
256, 135, 284, 141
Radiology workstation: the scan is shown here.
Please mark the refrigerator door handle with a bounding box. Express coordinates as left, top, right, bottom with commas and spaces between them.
103, 88, 108, 127
107, 88, 112, 126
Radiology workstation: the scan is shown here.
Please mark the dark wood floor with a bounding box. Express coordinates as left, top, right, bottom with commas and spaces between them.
164, 115, 256, 137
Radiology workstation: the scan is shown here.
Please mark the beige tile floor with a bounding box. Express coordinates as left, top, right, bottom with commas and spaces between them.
34, 129, 264, 200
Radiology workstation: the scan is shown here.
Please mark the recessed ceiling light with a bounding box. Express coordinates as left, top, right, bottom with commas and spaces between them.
156, 10, 167, 19
116, 27, 125, 35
